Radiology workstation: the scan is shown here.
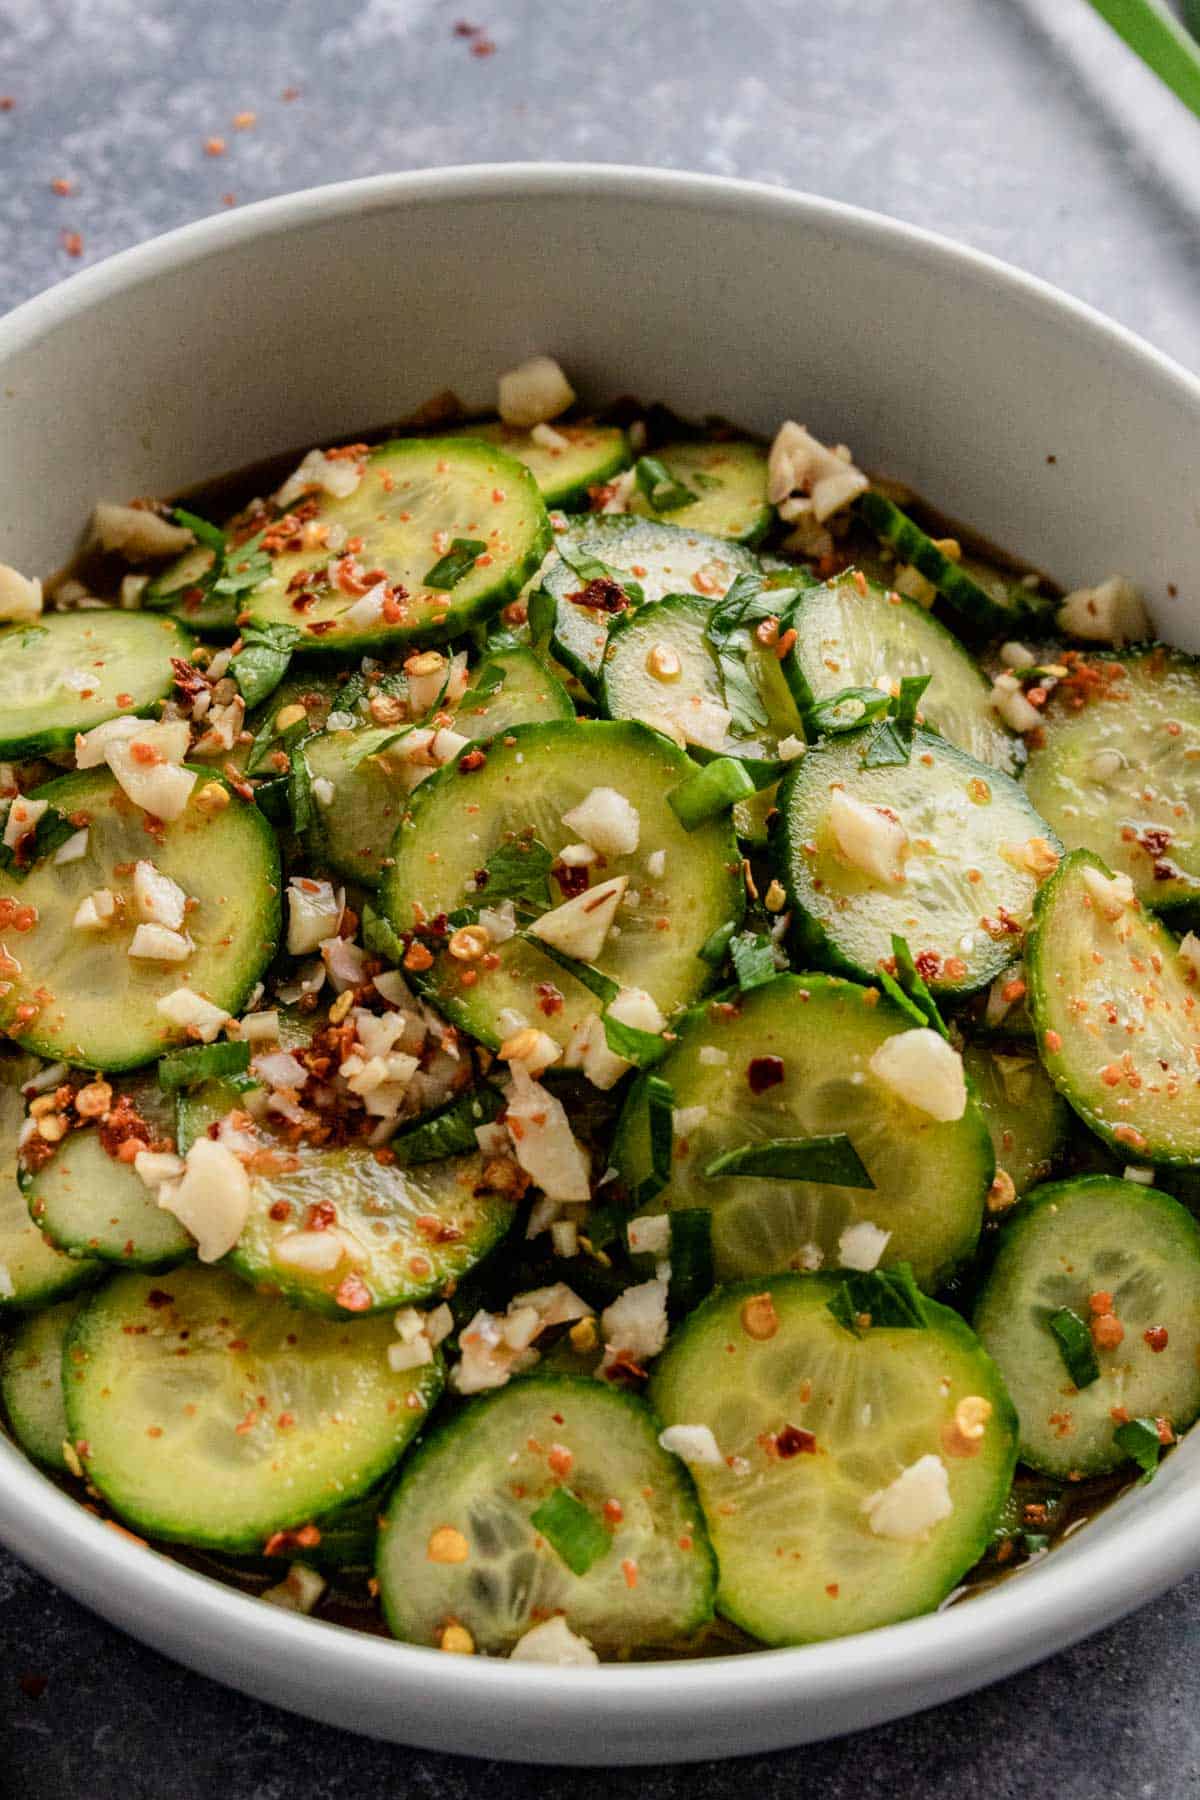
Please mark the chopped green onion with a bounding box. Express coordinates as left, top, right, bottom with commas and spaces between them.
703, 1133, 873, 1188
423, 537, 487, 591
634, 455, 698, 513
361, 901, 406, 963
668, 757, 757, 830
827, 1265, 926, 1337
157, 1038, 251, 1093
1113, 1415, 1163, 1482
669, 1209, 714, 1314
529, 1486, 611, 1576
171, 507, 226, 556
1048, 1307, 1100, 1390
526, 585, 558, 645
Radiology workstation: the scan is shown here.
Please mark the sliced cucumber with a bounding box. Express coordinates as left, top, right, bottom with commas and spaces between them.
447, 420, 629, 509
599, 593, 805, 768
539, 516, 764, 690
1028, 849, 1200, 1164
64, 1264, 443, 1551
650, 1275, 1017, 1645
21, 1074, 192, 1269
628, 441, 771, 545
613, 975, 991, 1290
0, 612, 193, 759
380, 719, 744, 1053
143, 541, 235, 633
788, 573, 1021, 775
1024, 649, 1200, 909
961, 1041, 1068, 1197
857, 492, 1042, 634
775, 727, 1055, 996
1, 1296, 83, 1470
377, 1373, 715, 1654
453, 646, 574, 743
0, 768, 280, 1072
302, 648, 573, 888
246, 439, 551, 654
228, 1144, 518, 1317
0, 1082, 100, 1310
974, 1176, 1200, 1478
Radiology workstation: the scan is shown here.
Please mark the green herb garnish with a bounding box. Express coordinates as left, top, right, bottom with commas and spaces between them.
0, 804, 79, 880
703, 1133, 873, 1188
1113, 1415, 1163, 1482
631, 1073, 675, 1208
668, 1209, 714, 1314
423, 537, 487, 591
229, 622, 301, 711
861, 673, 932, 768
730, 931, 778, 994
668, 757, 757, 830
806, 686, 892, 737
212, 529, 272, 598
392, 1085, 503, 1165
879, 933, 949, 1040
476, 836, 554, 909
1048, 1308, 1100, 1390
827, 1265, 926, 1336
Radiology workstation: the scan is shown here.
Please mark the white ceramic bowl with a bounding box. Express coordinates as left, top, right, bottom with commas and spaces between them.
1, 165, 1199, 1765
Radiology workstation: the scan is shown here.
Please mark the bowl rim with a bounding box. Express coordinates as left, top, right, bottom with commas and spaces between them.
2, 160, 1199, 1749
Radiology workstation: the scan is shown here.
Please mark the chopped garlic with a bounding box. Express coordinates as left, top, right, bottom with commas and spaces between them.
600, 1278, 668, 1369
73, 888, 116, 931
498, 1027, 562, 1077
530, 421, 570, 453
133, 860, 188, 931
286, 878, 342, 955
528, 875, 627, 963
78, 717, 196, 821
498, 355, 575, 428
658, 1423, 724, 1468
837, 1219, 891, 1272
829, 789, 907, 885
0, 564, 43, 622
698, 1045, 728, 1067
776, 735, 806, 762
1000, 641, 1036, 669
1179, 932, 1200, 979
261, 1564, 327, 1615
869, 1028, 967, 1122
157, 1137, 252, 1262
53, 828, 89, 865
503, 1065, 590, 1200
3, 796, 47, 850
128, 923, 193, 962
989, 673, 1041, 734
628, 1214, 671, 1257
1058, 575, 1150, 645
560, 787, 640, 858
767, 422, 868, 522
133, 1149, 185, 1189
509, 1617, 598, 1667
91, 502, 194, 559
155, 988, 230, 1042
274, 446, 363, 508
862, 1454, 953, 1541
1082, 864, 1136, 921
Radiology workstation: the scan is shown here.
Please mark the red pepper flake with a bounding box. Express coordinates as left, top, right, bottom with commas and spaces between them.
747, 1055, 784, 1094
1144, 1326, 1169, 1353
221, 192, 237, 207
61, 230, 83, 257
536, 982, 564, 1017
458, 749, 487, 773
551, 860, 589, 899
263, 1523, 321, 1557
145, 1288, 174, 1310
204, 136, 226, 157
568, 576, 627, 614
306, 1199, 336, 1232
335, 1271, 372, 1313
547, 1444, 573, 1478
774, 1423, 817, 1457
281, 85, 300, 101
603, 1498, 624, 1525
470, 35, 496, 55
50, 177, 73, 196
621, 1558, 638, 1589
232, 110, 257, 130
0, 97, 15, 111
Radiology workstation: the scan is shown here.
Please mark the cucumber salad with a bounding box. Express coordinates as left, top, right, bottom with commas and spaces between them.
2, 355, 1199, 1664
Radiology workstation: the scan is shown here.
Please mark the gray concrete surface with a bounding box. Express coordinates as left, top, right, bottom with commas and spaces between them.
1, 0, 1198, 1792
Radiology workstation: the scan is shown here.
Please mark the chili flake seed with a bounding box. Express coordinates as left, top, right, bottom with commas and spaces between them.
740, 1293, 779, 1341
427, 1525, 470, 1564
440, 1623, 475, 1654
204, 136, 226, 157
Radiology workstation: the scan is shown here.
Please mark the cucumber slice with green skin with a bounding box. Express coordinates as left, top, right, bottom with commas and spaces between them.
1027, 849, 1200, 1164
599, 594, 805, 768
302, 648, 573, 888
453, 646, 574, 743
379, 719, 745, 1054
64, 1264, 443, 1552
0, 769, 281, 1073
628, 441, 771, 545
1, 1295, 85, 1470
21, 1074, 192, 1268
774, 727, 1056, 997
377, 1373, 715, 1654
0, 612, 194, 760
788, 573, 1021, 775
961, 1041, 1068, 1197
540, 516, 764, 690
974, 1176, 1200, 1478
857, 492, 1041, 635
446, 420, 629, 509
246, 439, 552, 655
1024, 649, 1200, 909
143, 543, 237, 634
226, 1145, 519, 1318
649, 1275, 1017, 1645
613, 975, 991, 1290
0, 1084, 101, 1310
